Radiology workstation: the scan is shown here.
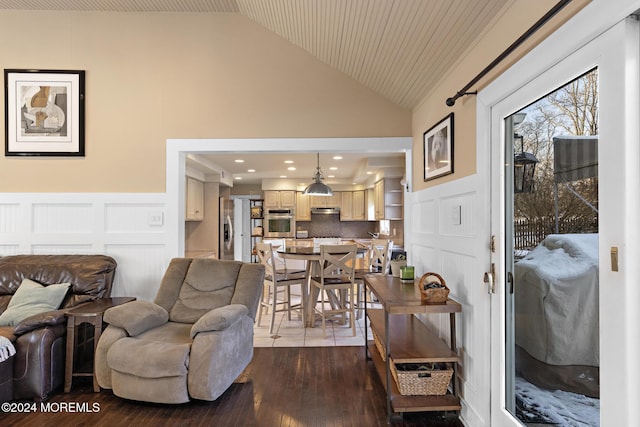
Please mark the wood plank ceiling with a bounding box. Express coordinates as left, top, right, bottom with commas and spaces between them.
0, 0, 510, 109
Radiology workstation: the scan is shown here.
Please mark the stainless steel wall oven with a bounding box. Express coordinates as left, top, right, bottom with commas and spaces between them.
264, 209, 295, 238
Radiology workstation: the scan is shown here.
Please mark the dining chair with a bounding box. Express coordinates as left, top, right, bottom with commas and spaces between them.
353, 239, 393, 318
256, 242, 307, 334
310, 244, 358, 337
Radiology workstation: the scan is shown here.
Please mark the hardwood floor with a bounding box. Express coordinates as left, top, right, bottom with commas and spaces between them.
3, 347, 462, 427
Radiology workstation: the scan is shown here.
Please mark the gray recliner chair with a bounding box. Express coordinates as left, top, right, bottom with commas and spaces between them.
95, 258, 264, 404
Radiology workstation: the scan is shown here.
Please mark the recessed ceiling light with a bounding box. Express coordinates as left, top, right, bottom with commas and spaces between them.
328, 175, 335, 178
234, 159, 244, 163
287, 167, 296, 171
248, 169, 256, 173
333, 156, 343, 160
329, 167, 338, 171
366, 171, 373, 175
284, 160, 294, 164
280, 175, 287, 178
234, 176, 242, 180
352, 182, 357, 185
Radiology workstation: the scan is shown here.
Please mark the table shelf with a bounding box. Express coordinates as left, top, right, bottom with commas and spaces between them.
367, 309, 460, 364
364, 274, 462, 419
367, 342, 461, 413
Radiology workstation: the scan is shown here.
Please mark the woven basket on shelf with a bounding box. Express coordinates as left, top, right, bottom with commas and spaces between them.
391, 363, 453, 396
417, 272, 449, 304
372, 330, 386, 361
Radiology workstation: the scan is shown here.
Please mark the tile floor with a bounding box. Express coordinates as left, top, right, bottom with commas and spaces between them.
253, 286, 373, 347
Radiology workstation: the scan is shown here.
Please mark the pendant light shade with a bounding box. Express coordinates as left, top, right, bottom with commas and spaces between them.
303, 153, 333, 196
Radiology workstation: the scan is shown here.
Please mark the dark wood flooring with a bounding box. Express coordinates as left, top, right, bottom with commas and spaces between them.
3, 347, 462, 427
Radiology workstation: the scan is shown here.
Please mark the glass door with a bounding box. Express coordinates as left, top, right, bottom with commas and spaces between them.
492, 69, 601, 426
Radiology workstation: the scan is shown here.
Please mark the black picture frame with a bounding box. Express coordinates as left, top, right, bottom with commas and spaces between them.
4, 69, 85, 156
423, 113, 454, 181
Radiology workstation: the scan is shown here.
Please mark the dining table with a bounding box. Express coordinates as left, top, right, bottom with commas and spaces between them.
278, 245, 367, 327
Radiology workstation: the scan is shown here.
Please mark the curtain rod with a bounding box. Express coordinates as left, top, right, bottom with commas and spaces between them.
445, 0, 573, 107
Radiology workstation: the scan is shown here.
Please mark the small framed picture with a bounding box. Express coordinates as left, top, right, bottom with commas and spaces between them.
250, 206, 263, 218
423, 113, 454, 181
4, 69, 85, 156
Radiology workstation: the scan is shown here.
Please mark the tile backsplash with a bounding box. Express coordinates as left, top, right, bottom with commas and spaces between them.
296, 214, 374, 238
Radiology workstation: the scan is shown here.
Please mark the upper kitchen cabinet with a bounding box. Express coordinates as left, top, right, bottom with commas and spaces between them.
263, 190, 295, 209
296, 192, 311, 221
309, 193, 341, 208
373, 178, 403, 220
186, 177, 204, 221
341, 190, 366, 221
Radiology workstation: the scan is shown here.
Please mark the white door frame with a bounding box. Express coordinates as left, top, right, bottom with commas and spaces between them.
479, 1, 640, 425
165, 137, 413, 258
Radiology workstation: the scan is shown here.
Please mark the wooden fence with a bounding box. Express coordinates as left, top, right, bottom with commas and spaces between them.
514, 217, 599, 250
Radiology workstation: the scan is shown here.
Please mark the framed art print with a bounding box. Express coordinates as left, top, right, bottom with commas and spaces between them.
423, 113, 454, 181
4, 69, 85, 156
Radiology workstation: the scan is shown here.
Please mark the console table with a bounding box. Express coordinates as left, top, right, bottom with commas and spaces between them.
363, 274, 462, 421
64, 297, 136, 392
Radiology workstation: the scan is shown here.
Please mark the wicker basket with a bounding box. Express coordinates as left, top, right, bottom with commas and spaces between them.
417, 272, 449, 304
372, 330, 386, 361
391, 363, 453, 396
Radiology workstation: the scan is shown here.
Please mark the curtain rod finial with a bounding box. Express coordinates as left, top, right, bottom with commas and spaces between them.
445, 91, 477, 107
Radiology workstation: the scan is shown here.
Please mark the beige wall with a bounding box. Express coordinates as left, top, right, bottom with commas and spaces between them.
0, 11, 410, 193
411, 0, 590, 192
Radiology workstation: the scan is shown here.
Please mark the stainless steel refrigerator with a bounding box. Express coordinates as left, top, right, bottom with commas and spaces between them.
219, 196, 234, 260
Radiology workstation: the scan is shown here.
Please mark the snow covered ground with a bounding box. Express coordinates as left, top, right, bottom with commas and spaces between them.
516, 377, 600, 426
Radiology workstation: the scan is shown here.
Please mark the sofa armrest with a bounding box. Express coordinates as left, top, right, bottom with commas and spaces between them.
103, 300, 168, 336
13, 309, 67, 336
190, 304, 248, 338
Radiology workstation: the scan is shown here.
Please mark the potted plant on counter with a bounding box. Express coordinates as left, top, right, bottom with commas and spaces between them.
390, 253, 407, 278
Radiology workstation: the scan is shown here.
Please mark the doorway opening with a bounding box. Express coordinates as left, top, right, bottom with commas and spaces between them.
504, 68, 600, 426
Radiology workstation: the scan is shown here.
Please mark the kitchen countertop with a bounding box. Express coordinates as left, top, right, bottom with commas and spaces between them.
286, 237, 403, 250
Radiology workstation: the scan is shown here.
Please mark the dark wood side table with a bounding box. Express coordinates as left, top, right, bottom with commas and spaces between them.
64, 297, 136, 392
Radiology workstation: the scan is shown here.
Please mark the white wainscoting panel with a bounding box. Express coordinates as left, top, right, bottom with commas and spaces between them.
33, 204, 93, 234
105, 244, 167, 301
405, 174, 490, 427
0, 193, 170, 302
440, 192, 476, 237
0, 204, 19, 233
32, 244, 94, 254
0, 245, 20, 255
105, 203, 166, 234
411, 199, 437, 234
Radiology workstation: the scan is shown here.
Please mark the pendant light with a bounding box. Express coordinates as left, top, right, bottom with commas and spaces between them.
303, 153, 333, 196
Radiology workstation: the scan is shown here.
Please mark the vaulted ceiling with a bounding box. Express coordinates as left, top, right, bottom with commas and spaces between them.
0, 0, 510, 109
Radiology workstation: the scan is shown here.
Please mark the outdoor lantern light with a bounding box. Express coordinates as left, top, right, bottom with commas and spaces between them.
513, 133, 539, 193
303, 153, 333, 196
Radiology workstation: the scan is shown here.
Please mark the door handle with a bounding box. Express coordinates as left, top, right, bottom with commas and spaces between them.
483, 263, 496, 294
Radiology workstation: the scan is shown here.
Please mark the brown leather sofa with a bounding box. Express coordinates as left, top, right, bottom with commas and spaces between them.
0, 255, 117, 401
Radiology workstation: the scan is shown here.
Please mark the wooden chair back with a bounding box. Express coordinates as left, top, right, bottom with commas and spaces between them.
369, 239, 393, 274
319, 244, 357, 284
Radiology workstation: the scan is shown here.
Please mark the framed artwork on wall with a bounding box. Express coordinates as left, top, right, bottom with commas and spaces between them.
4, 69, 85, 156
423, 113, 454, 181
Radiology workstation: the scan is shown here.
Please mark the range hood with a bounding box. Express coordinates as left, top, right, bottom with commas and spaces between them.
311, 207, 340, 215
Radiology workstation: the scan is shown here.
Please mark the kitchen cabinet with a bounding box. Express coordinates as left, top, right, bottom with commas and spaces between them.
374, 180, 385, 220
185, 177, 204, 221
374, 178, 403, 220
341, 192, 353, 221
295, 192, 311, 221
340, 190, 366, 221
309, 193, 341, 208
364, 274, 461, 420
264, 190, 295, 209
